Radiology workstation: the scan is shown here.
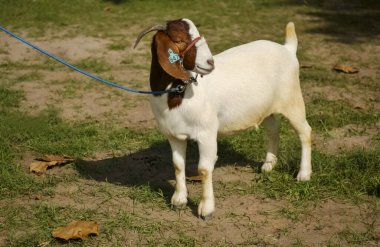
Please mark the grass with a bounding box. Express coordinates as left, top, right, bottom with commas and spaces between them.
0, 59, 60, 71
218, 125, 380, 202
1, 0, 379, 246
73, 58, 112, 73
107, 43, 127, 51
13, 71, 43, 83
0, 85, 165, 199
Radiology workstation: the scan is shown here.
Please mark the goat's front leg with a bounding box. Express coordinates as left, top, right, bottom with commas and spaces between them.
197, 132, 218, 219
168, 137, 188, 209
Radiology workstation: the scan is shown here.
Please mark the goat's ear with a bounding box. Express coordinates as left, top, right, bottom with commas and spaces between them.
154, 31, 190, 81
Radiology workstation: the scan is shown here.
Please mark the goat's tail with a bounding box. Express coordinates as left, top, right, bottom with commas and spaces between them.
284, 22, 297, 54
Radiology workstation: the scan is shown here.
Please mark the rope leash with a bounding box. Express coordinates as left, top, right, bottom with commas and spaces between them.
0, 25, 182, 95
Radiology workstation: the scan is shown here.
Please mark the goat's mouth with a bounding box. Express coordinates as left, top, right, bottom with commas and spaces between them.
195, 65, 214, 75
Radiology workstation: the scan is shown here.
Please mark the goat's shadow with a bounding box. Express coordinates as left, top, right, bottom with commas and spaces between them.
75, 140, 263, 214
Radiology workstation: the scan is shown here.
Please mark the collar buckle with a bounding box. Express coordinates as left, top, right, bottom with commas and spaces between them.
183, 75, 197, 85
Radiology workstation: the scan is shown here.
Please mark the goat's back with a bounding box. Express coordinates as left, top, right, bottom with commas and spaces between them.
199, 40, 300, 132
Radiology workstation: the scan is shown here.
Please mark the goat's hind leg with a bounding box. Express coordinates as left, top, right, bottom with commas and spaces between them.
282, 101, 312, 181
261, 114, 280, 172
169, 137, 188, 209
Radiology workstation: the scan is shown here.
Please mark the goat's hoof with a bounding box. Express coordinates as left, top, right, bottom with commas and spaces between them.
261, 162, 273, 172
200, 213, 214, 221
171, 191, 187, 208
297, 170, 311, 181
198, 199, 215, 220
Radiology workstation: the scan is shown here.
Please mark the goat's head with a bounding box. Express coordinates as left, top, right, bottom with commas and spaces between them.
134, 19, 214, 82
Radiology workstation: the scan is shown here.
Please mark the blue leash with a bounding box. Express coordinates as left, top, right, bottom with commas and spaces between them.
0, 25, 180, 95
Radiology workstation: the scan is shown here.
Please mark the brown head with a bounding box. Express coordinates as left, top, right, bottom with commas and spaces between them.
134, 19, 214, 108
134, 18, 214, 84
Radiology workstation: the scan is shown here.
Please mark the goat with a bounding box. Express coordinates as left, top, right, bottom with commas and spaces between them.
134, 19, 312, 219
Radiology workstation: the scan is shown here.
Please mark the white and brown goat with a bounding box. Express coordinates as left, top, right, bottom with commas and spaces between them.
134, 19, 312, 219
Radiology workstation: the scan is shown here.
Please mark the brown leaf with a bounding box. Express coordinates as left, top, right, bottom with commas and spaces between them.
36, 155, 74, 163
30, 155, 74, 175
333, 64, 359, 74
186, 175, 203, 182
29, 161, 58, 175
51, 220, 99, 241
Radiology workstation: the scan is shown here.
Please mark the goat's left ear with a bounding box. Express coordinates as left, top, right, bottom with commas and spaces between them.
154, 31, 190, 81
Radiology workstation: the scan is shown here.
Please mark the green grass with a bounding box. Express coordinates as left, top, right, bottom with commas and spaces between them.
308, 97, 379, 132
0, 84, 165, 199
0, 0, 304, 50
0, 59, 60, 71
73, 58, 112, 73
107, 43, 127, 51
218, 125, 380, 202
13, 71, 43, 83
1, 0, 379, 246
0, 86, 23, 109
1, 201, 193, 246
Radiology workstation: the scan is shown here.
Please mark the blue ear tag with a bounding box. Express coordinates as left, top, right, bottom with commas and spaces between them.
168, 48, 181, 64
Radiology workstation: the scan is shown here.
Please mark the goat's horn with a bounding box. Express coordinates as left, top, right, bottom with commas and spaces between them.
134, 22, 167, 49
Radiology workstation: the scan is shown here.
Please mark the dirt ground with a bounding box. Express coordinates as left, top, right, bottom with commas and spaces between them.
16, 151, 380, 246
1, 19, 379, 246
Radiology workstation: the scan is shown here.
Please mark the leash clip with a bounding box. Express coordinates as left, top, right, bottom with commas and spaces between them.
175, 84, 186, 93
176, 75, 198, 93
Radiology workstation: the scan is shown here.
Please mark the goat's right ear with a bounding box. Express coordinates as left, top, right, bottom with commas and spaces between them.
154, 31, 190, 81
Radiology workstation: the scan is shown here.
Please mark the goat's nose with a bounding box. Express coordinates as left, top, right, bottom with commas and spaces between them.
207, 59, 214, 66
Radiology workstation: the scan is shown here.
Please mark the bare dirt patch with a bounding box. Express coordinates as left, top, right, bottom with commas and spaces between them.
5, 157, 379, 246
314, 123, 379, 155
308, 85, 379, 111
2, 33, 155, 128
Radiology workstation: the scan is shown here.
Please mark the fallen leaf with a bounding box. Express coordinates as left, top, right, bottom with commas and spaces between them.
186, 175, 203, 182
52, 220, 99, 241
333, 64, 359, 74
36, 155, 74, 163
30, 155, 74, 175
30, 161, 58, 175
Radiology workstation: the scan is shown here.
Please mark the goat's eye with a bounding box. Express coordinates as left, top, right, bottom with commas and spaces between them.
174, 41, 186, 49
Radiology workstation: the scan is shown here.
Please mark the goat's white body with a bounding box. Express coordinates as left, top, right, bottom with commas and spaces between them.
150, 40, 300, 138
148, 22, 312, 218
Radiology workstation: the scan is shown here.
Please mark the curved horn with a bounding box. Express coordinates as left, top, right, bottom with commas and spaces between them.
134, 22, 167, 49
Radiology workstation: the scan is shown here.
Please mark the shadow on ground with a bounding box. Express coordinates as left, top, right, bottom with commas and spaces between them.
292, 0, 380, 43
75, 140, 263, 205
